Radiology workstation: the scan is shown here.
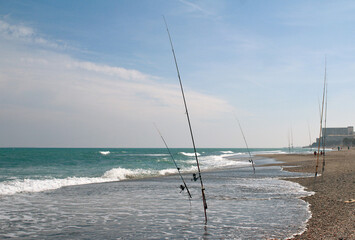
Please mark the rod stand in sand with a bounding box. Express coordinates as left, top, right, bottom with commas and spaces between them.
163, 16, 208, 224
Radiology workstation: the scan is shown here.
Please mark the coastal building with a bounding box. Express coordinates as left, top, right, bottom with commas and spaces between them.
313, 126, 354, 146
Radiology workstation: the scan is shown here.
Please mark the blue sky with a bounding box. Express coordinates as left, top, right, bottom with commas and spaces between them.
0, 0, 354, 147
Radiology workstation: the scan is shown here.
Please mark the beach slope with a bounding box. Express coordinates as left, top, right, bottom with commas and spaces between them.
261, 149, 354, 239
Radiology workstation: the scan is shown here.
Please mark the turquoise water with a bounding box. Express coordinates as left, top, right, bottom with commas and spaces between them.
0, 147, 314, 239
0, 147, 308, 195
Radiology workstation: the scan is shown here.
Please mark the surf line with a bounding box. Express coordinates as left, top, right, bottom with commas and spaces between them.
154, 123, 192, 199
163, 16, 208, 224
236, 118, 256, 174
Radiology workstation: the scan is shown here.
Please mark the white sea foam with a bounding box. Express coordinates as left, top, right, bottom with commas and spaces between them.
157, 158, 170, 163
289, 201, 312, 239
102, 167, 153, 179
256, 150, 287, 155
220, 151, 234, 154
0, 167, 165, 196
123, 154, 169, 157
180, 152, 251, 171
199, 154, 250, 170
158, 168, 178, 175
0, 155, 240, 196
236, 177, 314, 198
0, 151, 256, 196
0, 177, 109, 196
179, 152, 201, 157
99, 151, 110, 155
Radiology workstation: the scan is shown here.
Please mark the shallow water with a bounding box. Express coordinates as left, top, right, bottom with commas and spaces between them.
0, 162, 313, 239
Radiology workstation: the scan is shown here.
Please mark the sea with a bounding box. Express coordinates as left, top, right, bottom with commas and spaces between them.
0, 148, 315, 239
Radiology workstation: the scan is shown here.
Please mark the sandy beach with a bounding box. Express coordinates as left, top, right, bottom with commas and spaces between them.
260, 149, 355, 239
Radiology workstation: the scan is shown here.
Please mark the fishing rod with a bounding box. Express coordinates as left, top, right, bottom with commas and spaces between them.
314, 58, 327, 181
154, 124, 192, 199
163, 16, 208, 224
321, 79, 328, 178
236, 119, 255, 174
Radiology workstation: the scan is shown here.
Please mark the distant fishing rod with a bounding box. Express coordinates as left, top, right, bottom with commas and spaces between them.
315, 58, 327, 181
163, 16, 208, 224
154, 124, 192, 199
236, 119, 255, 174
321, 75, 328, 178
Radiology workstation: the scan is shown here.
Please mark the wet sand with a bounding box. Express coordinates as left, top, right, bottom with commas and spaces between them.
259, 149, 355, 239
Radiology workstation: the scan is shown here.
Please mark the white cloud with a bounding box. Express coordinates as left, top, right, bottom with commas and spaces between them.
0, 20, 34, 38
179, 0, 214, 16
68, 61, 153, 82
0, 19, 62, 49
0, 19, 235, 147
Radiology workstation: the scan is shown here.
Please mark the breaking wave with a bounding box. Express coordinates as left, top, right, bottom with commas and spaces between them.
0, 177, 109, 196
0, 167, 181, 196
120, 154, 169, 157
0, 150, 264, 196
179, 152, 201, 157
220, 151, 234, 154
199, 154, 251, 169
99, 151, 110, 155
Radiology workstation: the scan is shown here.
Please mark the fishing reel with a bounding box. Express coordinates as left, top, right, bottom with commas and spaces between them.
191, 173, 200, 182
179, 185, 185, 193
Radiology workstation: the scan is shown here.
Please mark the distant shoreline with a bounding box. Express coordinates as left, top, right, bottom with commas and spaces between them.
258, 149, 355, 239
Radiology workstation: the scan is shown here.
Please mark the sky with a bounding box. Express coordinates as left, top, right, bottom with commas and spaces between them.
0, 0, 354, 148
